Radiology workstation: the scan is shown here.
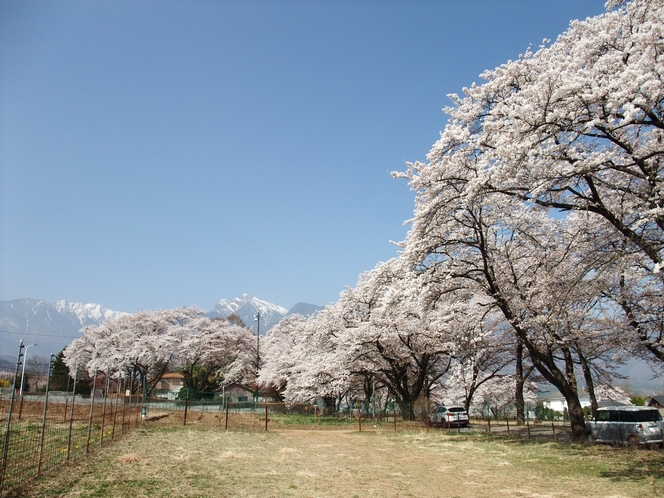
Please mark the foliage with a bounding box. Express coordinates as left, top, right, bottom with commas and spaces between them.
257, 0, 664, 442
64, 308, 256, 396
536, 405, 563, 422
50, 350, 71, 391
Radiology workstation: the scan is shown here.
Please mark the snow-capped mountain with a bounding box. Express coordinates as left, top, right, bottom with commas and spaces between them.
53, 300, 126, 327
0, 295, 322, 360
208, 294, 288, 334
0, 298, 126, 359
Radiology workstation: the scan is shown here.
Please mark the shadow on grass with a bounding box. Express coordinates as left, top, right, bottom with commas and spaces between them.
596, 448, 664, 483
457, 431, 664, 485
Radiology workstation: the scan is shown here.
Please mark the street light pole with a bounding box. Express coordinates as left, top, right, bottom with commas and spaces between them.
19, 343, 38, 395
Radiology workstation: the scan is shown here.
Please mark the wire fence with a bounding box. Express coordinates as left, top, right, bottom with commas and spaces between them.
0, 385, 144, 494
0, 345, 576, 497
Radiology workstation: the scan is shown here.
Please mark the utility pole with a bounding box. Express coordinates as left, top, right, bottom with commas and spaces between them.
19, 342, 38, 395
254, 311, 261, 404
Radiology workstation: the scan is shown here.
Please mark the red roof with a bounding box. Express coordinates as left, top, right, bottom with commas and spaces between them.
162, 373, 184, 379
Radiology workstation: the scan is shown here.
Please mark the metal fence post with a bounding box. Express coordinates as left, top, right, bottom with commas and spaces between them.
225, 401, 229, 431
0, 340, 24, 495
66, 365, 78, 461
183, 392, 189, 427
265, 404, 268, 432
126, 372, 133, 432
37, 353, 55, 476
112, 375, 121, 440
506, 418, 510, 436
552, 422, 556, 441
86, 369, 98, 453
100, 369, 109, 446
121, 383, 127, 435
17, 396, 24, 422
127, 394, 132, 432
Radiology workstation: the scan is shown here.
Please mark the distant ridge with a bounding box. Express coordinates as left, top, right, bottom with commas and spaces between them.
287, 302, 324, 318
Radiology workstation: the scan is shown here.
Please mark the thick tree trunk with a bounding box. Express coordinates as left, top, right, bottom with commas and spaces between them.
562, 388, 588, 442
399, 397, 415, 420
577, 347, 598, 419
322, 396, 336, 416
515, 339, 525, 425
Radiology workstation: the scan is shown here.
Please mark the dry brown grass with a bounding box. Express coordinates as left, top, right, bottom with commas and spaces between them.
11, 426, 664, 497
117, 454, 138, 464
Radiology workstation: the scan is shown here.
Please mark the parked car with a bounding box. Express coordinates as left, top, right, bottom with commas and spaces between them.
585, 406, 663, 446
428, 406, 469, 427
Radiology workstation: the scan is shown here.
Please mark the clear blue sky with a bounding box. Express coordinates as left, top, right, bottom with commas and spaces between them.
0, 0, 607, 313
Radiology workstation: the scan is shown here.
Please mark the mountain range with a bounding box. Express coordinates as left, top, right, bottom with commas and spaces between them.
0, 295, 323, 362
2, 296, 657, 394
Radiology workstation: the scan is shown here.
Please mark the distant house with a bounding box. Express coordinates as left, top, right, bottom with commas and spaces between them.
214, 383, 256, 403
154, 372, 185, 400
647, 396, 664, 416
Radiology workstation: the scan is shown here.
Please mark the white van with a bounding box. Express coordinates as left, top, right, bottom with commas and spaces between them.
585, 406, 663, 446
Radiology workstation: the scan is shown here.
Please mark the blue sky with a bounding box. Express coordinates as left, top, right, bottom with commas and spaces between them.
0, 0, 608, 313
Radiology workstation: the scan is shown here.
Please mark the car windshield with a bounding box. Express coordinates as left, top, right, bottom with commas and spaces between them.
448, 407, 465, 412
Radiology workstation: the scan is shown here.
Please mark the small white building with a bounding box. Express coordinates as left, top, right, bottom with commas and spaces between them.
154, 372, 185, 400
540, 390, 591, 412
540, 388, 630, 413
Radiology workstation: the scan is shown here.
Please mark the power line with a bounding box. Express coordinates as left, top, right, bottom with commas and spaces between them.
0, 330, 80, 339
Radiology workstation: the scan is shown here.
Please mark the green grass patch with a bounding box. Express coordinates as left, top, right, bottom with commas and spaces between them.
270, 414, 357, 426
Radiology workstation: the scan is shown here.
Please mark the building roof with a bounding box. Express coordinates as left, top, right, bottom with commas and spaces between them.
539, 389, 590, 402
162, 372, 184, 380
647, 396, 664, 408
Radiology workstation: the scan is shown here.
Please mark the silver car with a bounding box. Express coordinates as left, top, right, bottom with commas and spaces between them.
586, 406, 663, 446
428, 406, 469, 427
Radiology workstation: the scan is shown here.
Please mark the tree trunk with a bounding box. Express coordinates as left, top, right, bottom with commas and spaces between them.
563, 388, 588, 442
398, 397, 415, 420
322, 396, 336, 416
577, 347, 598, 419
515, 339, 525, 425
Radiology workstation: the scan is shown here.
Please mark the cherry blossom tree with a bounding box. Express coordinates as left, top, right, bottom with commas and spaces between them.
396, 0, 660, 441
174, 316, 256, 392
416, 0, 664, 361
257, 313, 311, 401
65, 307, 199, 395
442, 312, 513, 413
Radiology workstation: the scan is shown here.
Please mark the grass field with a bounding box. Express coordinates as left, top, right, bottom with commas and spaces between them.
9, 424, 664, 498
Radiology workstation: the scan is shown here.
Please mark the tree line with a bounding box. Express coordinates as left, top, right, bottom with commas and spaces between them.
258, 0, 664, 442
63, 0, 662, 442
